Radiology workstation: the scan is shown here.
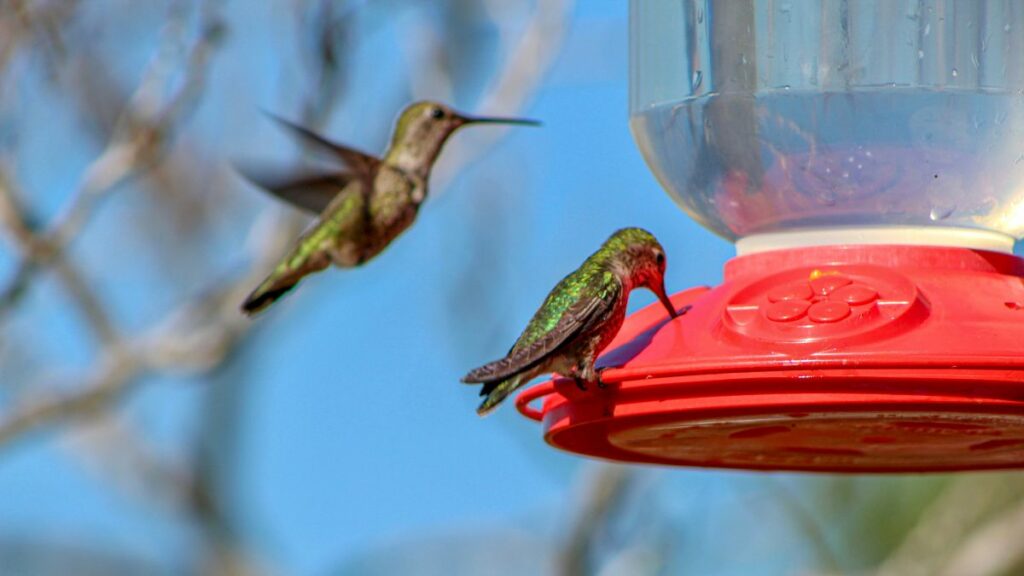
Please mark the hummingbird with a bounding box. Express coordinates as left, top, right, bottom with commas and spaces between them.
238, 101, 539, 315
462, 227, 681, 416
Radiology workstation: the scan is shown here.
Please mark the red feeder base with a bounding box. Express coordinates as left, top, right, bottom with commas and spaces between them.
516, 244, 1024, 473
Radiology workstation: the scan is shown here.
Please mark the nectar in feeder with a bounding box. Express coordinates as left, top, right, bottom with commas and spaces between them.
515, 0, 1024, 473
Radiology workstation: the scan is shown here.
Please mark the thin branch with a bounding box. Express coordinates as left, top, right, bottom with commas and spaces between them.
0, 1, 224, 319
59, 415, 194, 512
0, 3, 567, 573
874, 476, 1018, 576
0, 165, 119, 346
0, 0, 227, 451
763, 477, 842, 574
0, 204, 302, 451
418, 0, 575, 191
557, 465, 634, 576
0, 0, 78, 78
0, 353, 139, 447
940, 497, 1024, 576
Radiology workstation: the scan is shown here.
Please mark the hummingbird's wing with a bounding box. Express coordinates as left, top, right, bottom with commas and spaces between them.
461, 279, 622, 384
264, 112, 381, 174
235, 163, 354, 215
238, 113, 382, 215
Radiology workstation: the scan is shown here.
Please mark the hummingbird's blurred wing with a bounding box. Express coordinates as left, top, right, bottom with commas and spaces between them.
461, 280, 622, 384
238, 113, 382, 214
264, 112, 381, 174
235, 163, 354, 214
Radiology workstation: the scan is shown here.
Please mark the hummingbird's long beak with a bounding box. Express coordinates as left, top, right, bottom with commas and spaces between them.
460, 114, 541, 127
653, 279, 679, 319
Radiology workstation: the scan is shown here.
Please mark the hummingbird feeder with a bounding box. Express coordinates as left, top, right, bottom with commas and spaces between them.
516, 0, 1024, 472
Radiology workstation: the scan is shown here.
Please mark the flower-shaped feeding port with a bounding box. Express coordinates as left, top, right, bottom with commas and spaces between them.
723, 265, 927, 348
765, 271, 878, 324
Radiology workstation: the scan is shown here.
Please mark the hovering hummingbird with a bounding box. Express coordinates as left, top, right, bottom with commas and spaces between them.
238, 101, 539, 315
462, 227, 681, 416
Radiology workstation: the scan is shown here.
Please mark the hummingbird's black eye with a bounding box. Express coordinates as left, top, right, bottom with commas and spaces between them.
430, 107, 445, 119
656, 252, 665, 266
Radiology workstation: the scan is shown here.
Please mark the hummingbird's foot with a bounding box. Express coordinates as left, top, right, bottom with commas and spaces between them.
596, 369, 609, 389
572, 376, 589, 392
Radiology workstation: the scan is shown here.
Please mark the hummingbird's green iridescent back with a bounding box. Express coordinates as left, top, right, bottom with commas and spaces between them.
511, 263, 618, 354
511, 228, 660, 352
463, 228, 675, 415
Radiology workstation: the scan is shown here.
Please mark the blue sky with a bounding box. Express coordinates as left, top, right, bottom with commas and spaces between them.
0, 3, 845, 575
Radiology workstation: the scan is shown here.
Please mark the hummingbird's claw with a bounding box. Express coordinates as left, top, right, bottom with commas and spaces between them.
596, 368, 609, 389
572, 376, 589, 392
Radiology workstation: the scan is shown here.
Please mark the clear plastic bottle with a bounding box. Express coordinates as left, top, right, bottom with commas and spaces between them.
630, 0, 1024, 253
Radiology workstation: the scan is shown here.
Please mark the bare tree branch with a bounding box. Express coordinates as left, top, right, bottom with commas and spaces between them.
763, 477, 842, 574
0, 2, 571, 574
0, 1, 224, 319
0, 352, 138, 447
0, 0, 78, 78
940, 497, 1024, 576
557, 465, 634, 576
874, 476, 1020, 576
417, 0, 575, 191
0, 165, 119, 346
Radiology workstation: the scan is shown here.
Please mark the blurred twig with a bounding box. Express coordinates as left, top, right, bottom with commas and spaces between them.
0, 0, 224, 446
0, 0, 78, 77
0, 352, 138, 447
764, 477, 842, 574
0, 0, 224, 319
939, 496, 1024, 576
0, 165, 120, 346
421, 0, 574, 190
557, 465, 633, 576
874, 476, 1018, 576
0, 1, 568, 574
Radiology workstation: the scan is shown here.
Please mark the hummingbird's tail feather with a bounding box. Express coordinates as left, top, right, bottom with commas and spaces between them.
476, 376, 524, 416
241, 275, 301, 316
241, 254, 329, 316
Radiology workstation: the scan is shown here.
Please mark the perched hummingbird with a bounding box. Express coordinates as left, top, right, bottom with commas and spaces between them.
238, 101, 539, 315
462, 227, 681, 416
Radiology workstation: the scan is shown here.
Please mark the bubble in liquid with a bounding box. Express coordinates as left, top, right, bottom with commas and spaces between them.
692, 70, 703, 89
930, 204, 957, 221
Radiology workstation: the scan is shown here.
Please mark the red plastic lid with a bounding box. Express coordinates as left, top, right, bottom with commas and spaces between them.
516, 245, 1024, 472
